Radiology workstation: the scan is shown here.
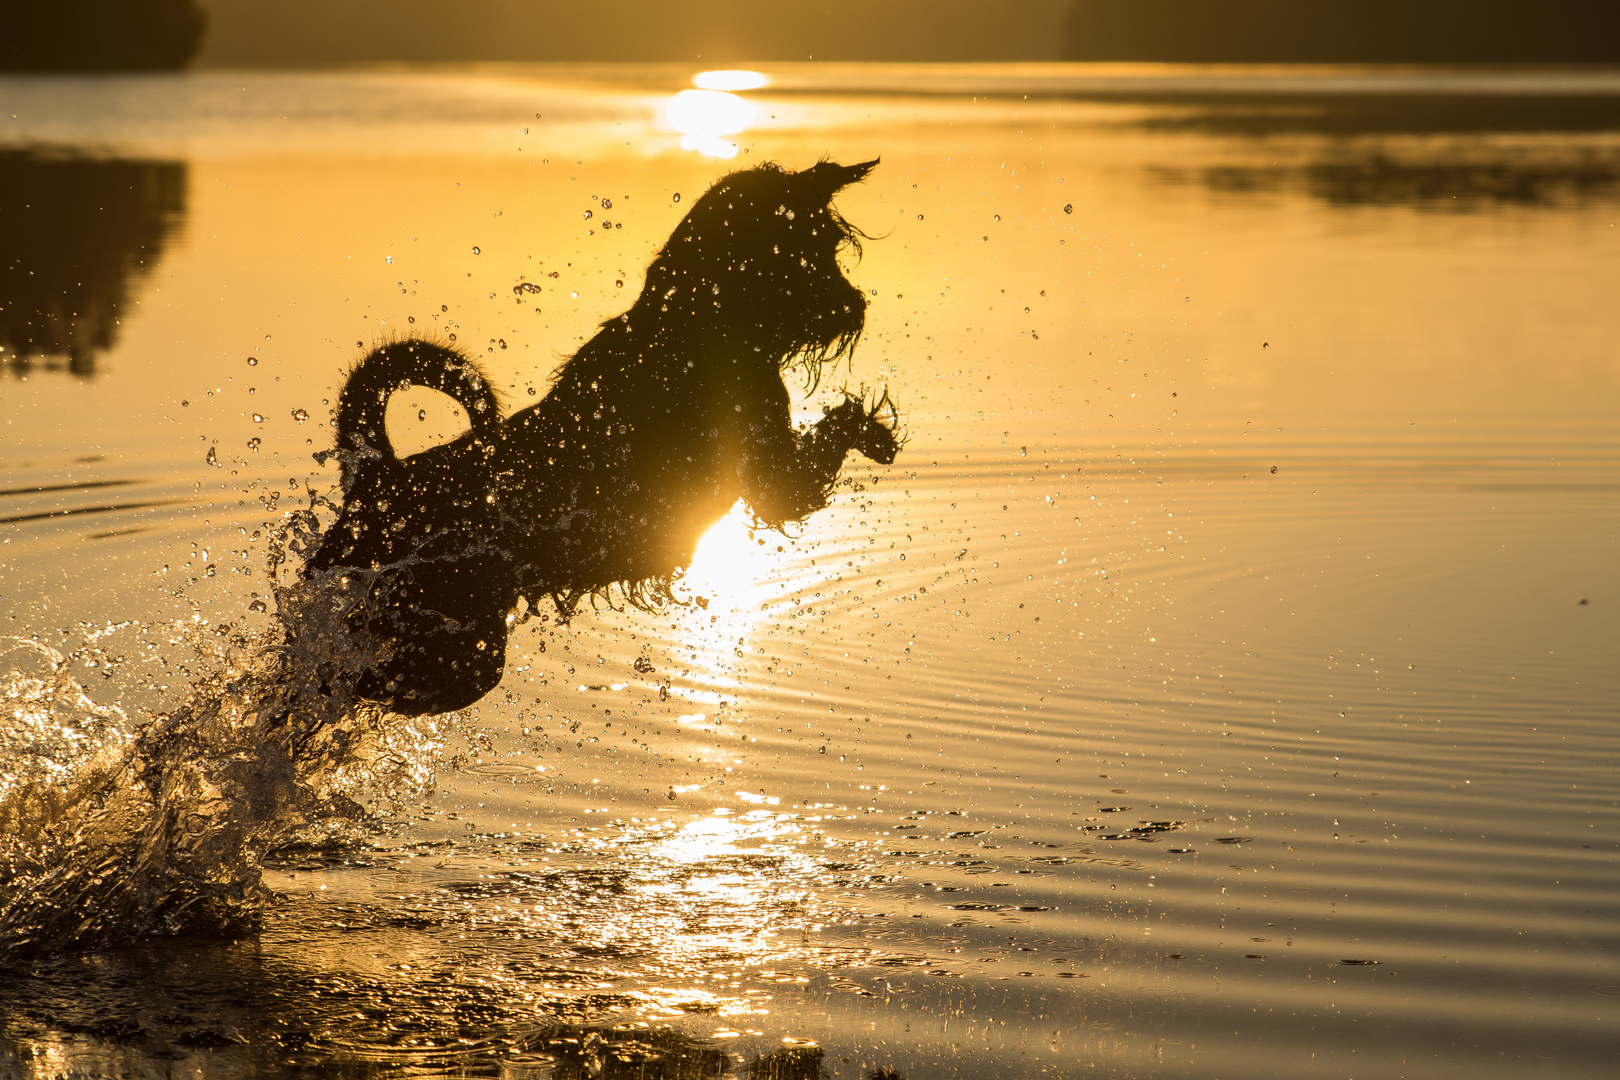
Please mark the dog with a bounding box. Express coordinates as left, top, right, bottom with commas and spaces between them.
304, 159, 900, 716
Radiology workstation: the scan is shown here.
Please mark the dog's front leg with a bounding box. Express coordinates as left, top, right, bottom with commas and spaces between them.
739, 389, 901, 526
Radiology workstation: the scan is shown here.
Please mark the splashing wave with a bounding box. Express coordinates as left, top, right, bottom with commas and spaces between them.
0, 515, 453, 965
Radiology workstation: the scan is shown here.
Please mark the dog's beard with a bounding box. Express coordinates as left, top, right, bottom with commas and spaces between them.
782, 284, 866, 389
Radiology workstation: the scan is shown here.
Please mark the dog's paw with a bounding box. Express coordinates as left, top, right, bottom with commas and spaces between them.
852, 388, 901, 465
821, 389, 902, 464
856, 415, 899, 464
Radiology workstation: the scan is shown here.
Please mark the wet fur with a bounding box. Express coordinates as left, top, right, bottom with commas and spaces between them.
305, 159, 900, 716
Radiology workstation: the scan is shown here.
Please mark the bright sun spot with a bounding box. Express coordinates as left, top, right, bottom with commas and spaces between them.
680, 501, 775, 605
652, 813, 743, 864
666, 89, 759, 158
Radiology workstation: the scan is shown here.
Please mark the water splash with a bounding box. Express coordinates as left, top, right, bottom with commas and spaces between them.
0, 516, 450, 965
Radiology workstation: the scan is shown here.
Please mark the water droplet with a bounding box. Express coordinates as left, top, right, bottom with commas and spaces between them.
994, 214, 1001, 221
614, 280, 623, 288
180, 399, 189, 407
385, 255, 393, 264
601, 198, 613, 209
246, 357, 258, 366
672, 192, 681, 202
1063, 203, 1073, 214
205, 446, 218, 466
583, 210, 593, 220
408, 316, 415, 323
246, 437, 261, 452
472, 246, 481, 254
204, 564, 217, 578
290, 408, 308, 424
248, 598, 267, 613
1262, 342, 1270, 349
498, 339, 507, 349
418, 408, 428, 421
441, 304, 448, 312
251, 413, 264, 423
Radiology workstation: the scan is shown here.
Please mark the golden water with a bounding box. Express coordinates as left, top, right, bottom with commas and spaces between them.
1, 64, 1617, 1077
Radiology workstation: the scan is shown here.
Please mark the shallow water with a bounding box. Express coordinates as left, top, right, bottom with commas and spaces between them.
2, 64, 1617, 1078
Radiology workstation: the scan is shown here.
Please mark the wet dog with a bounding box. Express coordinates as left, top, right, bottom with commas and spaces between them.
305, 159, 900, 715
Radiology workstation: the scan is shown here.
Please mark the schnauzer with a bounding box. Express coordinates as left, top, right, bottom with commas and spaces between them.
305, 158, 900, 715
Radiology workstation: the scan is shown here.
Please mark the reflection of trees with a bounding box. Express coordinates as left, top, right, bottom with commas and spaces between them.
0, 152, 186, 377
1156, 155, 1620, 211
1179, 156, 1620, 210
0, 2, 207, 71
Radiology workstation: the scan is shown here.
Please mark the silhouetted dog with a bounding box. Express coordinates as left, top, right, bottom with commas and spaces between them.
305, 159, 899, 716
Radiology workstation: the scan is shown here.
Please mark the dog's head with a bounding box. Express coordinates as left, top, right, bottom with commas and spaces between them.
629, 158, 877, 386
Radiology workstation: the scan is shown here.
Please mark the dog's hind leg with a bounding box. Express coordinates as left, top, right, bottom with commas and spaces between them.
306, 339, 513, 715
354, 553, 510, 715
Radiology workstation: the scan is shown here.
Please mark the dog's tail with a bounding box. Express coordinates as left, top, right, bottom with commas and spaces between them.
332, 339, 501, 490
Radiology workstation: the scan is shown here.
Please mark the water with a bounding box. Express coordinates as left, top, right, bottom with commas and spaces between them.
2, 64, 1617, 1077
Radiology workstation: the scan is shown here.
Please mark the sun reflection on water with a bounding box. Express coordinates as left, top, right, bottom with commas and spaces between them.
666, 71, 766, 158
650, 807, 799, 866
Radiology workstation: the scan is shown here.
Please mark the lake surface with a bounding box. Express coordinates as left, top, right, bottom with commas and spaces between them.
1, 63, 1617, 1078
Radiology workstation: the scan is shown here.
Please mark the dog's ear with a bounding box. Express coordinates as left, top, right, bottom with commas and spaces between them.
794, 158, 878, 205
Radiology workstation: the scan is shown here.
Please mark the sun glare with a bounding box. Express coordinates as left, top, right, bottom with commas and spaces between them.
659, 502, 789, 689
666, 89, 759, 158
681, 501, 775, 604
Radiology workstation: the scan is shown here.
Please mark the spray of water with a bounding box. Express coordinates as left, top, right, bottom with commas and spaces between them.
0, 512, 450, 965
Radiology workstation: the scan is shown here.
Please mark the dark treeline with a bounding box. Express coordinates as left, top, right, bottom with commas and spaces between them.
1065, 1, 1620, 63
0, 153, 187, 376
9, 1, 1612, 68
0, 1, 207, 72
